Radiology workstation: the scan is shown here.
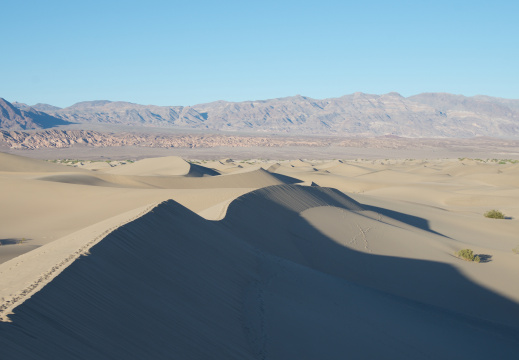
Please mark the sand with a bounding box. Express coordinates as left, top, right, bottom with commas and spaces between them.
0, 152, 518, 359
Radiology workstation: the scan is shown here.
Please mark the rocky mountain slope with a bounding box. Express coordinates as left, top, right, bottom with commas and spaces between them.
0, 98, 71, 130
6, 93, 519, 137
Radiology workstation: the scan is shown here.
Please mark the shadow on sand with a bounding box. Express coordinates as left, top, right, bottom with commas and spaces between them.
222, 185, 518, 329
0, 238, 32, 246
362, 204, 451, 238
0, 185, 517, 359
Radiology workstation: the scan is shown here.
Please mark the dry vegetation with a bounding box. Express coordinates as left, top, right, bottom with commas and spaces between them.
484, 210, 506, 219
456, 249, 481, 263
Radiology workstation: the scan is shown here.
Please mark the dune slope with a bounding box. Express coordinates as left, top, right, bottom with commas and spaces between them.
103, 155, 220, 177
1, 186, 518, 359
0, 152, 85, 173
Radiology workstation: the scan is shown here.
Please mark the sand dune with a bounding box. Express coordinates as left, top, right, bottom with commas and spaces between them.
0, 154, 285, 263
103, 155, 220, 177
1, 187, 518, 358
1, 153, 518, 359
289, 159, 313, 167
130, 168, 290, 189
222, 185, 519, 326
37, 173, 131, 187
0, 152, 85, 173
35, 167, 287, 189
313, 161, 375, 177
23, 155, 291, 190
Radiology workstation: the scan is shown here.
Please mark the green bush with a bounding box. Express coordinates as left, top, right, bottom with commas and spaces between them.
484, 210, 505, 219
457, 249, 480, 262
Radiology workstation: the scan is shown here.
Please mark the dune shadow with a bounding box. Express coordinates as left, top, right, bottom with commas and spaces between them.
267, 172, 304, 184
362, 204, 451, 238
188, 163, 221, 177
221, 185, 519, 332
477, 254, 493, 263
0, 238, 32, 246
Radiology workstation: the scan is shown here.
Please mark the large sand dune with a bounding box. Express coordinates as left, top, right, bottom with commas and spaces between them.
0, 152, 86, 173
1, 153, 518, 359
103, 155, 221, 177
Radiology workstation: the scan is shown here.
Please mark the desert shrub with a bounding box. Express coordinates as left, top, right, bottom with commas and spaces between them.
457, 249, 478, 262
484, 210, 505, 219
457, 249, 474, 260
513, 246, 519, 255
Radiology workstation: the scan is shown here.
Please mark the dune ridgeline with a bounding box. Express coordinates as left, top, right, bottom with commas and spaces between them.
1, 153, 519, 359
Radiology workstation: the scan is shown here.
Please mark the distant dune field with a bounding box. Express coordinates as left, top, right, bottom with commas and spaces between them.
1, 152, 518, 359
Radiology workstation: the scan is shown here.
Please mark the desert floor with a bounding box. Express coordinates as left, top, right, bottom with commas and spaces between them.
1, 150, 518, 359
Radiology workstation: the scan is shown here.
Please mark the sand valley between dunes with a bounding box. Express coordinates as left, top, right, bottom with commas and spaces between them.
1, 151, 519, 359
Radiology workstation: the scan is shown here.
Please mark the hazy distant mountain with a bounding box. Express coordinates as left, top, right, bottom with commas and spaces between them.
33, 103, 62, 112
5, 93, 519, 137
45, 100, 207, 128
0, 98, 71, 130
12, 102, 62, 112
11, 102, 33, 111
189, 92, 519, 137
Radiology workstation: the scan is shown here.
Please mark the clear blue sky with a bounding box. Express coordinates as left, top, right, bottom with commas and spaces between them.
1, 0, 518, 107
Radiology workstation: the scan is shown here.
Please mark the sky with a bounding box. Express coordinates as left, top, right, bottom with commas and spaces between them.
1, 0, 518, 107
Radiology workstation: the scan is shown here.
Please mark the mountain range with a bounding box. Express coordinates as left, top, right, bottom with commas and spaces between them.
2, 92, 519, 137
0, 98, 72, 130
